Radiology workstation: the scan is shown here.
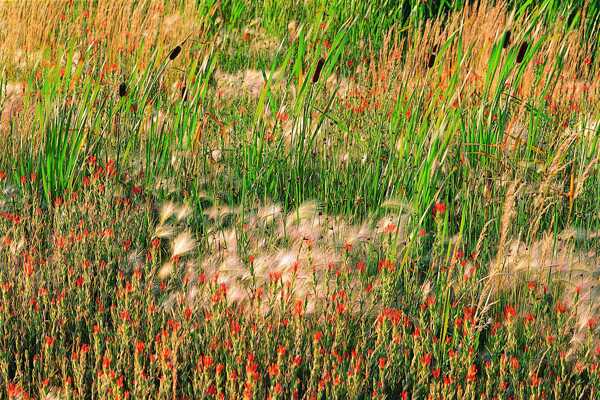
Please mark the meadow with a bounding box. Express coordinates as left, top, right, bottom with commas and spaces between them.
0, 0, 599, 398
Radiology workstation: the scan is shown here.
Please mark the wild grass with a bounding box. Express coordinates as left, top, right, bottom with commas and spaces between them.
0, 0, 599, 398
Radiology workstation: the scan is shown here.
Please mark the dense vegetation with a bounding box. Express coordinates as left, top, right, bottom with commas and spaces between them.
0, 0, 599, 398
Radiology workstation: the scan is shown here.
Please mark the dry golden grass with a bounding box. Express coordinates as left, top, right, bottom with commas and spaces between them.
0, 0, 202, 75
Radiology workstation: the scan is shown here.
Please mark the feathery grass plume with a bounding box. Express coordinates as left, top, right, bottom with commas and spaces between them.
488, 179, 521, 291
210, 149, 222, 163
159, 201, 177, 224
171, 231, 195, 258
204, 205, 234, 221
118, 82, 127, 97
177, 199, 407, 317
214, 69, 285, 100
285, 200, 320, 226
486, 228, 600, 356
9, 237, 25, 256
312, 58, 325, 83
516, 41, 528, 63
158, 262, 174, 280
257, 203, 282, 224
154, 224, 175, 239
176, 204, 192, 221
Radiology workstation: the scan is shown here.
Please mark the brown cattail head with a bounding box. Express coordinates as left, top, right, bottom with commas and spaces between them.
181, 85, 188, 101
169, 45, 182, 61
502, 30, 511, 49
118, 82, 127, 97
427, 45, 439, 68
312, 58, 325, 83
428, 53, 436, 68
516, 41, 528, 63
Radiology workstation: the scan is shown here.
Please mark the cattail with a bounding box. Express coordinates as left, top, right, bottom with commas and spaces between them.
502, 30, 511, 49
312, 58, 325, 83
181, 85, 187, 101
427, 53, 436, 68
427, 45, 439, 69
118, 82, 127, 97
516, 41, 528, 64
169, 45, 182, 61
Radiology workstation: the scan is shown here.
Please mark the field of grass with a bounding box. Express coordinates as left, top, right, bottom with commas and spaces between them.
0, 0, 599, 398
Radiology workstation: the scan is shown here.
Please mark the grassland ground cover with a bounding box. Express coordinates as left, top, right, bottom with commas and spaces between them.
0, 0, 599, 398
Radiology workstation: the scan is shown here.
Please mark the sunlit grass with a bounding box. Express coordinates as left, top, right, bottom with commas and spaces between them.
0, 0, 599, 398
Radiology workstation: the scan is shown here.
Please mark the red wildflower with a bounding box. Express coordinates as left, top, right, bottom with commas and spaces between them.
433, 202, 446, 216
206, 385, 217, 396
356, 260, 366, 273
555, 302, 568, 314
384, 223, 397, 233
313, 331, 323, 343
274, 383, 283, 394
120, 310, 130, 322
504, 305, 517, 321
293, 300, 304, 316
466, 364, 478, 382
268, 363, 280, 377
184, 307, 193, 321
510, 356, 520, 371
530, 372, 541, 387
293, 355, 302, 367
421, 353, 432, 367
135, 341, 145, 354
276, 111, 288, 122
44, 336, 55, 347
277, 345, 286, 357
202, 355, 214, 369
167, 319, 180, 332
